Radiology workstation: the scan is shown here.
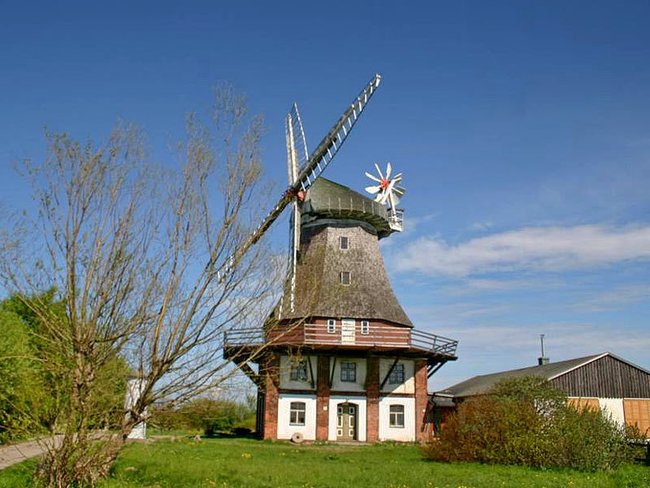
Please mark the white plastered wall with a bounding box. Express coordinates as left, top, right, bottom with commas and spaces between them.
599, 398, 626, 428
277, 394, 317, 440
279, 355, 317, 390
379, 359, 414, 394
330, 357, 367, 393
328, 396, 367, 442
378, 397, 415, 442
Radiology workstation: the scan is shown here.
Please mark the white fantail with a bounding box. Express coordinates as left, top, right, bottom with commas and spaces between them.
364, 162, 405, 209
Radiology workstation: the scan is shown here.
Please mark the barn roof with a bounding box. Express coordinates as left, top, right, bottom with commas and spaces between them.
438, 352, 650, 398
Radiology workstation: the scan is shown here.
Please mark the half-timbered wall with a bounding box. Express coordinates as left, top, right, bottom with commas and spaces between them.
262, 353, 429, 442
379, 359, 415, 394
279, 355, 317, 390
330, 357, 367, 393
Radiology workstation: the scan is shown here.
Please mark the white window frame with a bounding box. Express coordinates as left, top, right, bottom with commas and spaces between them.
289, 401, 306, 426
389, 404, 405, 428
340, 271, 351, 285
327, 319, 336, 334
361, 320, 370, 335
339, 236, 349, 250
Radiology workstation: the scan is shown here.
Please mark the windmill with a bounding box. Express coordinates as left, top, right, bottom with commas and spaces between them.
217, 74, 382, 291
365, 161, 405, 232
221, 75, 460, 444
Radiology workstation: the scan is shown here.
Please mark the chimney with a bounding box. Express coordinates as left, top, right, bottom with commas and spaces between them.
537, 334, 549, 365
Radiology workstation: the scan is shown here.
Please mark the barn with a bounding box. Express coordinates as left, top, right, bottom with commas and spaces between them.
432, 352, 650, 438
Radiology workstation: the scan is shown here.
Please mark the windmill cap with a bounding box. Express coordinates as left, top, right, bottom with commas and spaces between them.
301, 177, 394, 238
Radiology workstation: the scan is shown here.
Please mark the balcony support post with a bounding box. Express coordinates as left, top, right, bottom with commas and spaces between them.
427, 361, 445, 379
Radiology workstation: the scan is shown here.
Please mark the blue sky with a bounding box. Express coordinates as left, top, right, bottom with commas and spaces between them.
1, 1, 649, 389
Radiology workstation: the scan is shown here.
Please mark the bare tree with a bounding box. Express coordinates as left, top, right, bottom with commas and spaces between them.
0, 87, 283, 487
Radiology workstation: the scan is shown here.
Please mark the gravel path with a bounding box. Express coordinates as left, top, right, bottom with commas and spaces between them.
0, 436, 62, 470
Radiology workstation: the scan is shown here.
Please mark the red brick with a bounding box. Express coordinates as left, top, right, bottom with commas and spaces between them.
316, 356, 330, 440
262, 353, 280, 440
366, 357, 380, 442
414, 359, 428, 442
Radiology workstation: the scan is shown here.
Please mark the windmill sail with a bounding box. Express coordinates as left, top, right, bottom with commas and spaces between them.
284, 104, 309, 312
217, 74, 382, 280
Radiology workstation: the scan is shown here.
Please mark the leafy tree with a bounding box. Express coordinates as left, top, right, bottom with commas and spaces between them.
0, 307, 42, 442
1, 291, 70, 432
0, 292, 130, 442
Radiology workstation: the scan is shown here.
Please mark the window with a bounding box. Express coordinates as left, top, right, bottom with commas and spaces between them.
289, 360, 308, 382
340, 361, 356, 382
339, 236, 349, 250
327, 319, 336, 334
389, 405, 405, 428
388, 363, 405, 385
340, 271, 351, 285
289, 402, 306, 426
361, 320, 370, 335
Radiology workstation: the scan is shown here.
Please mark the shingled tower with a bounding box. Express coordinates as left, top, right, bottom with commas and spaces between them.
225, 176, 457, 442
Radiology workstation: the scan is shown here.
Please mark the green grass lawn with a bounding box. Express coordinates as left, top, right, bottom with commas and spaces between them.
1, 437, 649, 488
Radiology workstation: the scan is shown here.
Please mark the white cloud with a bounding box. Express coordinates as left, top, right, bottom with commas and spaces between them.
394, 224, 650, 276
443, 322, 623, 352
572, 284, 650, 312
426, 321, 650, 389
444, 277, 566, 294
468, 221, 494, 232
402, 212, 439, 236
380, 212, 438, 249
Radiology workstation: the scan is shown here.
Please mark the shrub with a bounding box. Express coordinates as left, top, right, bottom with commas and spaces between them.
423, 376, 633, 471
149, 397, 256, 436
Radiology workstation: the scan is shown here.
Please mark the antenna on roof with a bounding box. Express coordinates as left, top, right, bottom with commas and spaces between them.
538, 334, 550, 366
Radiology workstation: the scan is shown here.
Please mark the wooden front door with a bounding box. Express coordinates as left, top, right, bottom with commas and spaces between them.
341, 319, 356, 345
337, 403, 357, 441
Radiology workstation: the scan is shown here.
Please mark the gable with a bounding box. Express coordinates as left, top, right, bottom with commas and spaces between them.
551, 354, 650, 398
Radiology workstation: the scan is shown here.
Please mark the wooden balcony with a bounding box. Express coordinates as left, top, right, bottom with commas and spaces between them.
224, 323, 458, 359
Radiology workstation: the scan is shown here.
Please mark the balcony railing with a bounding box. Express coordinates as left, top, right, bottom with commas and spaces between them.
411, 329, 458, 356
224, 323, 458, 358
